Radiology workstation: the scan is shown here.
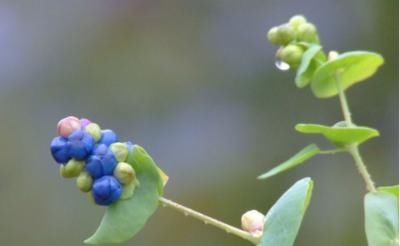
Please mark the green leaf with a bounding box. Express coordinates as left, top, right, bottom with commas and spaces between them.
84, 145, 164, 245
311, 51, 384, 98
295, 123, 379, 147
378, 185, 399, 197
365, 187, 399, 246
258, 144, 320, 180
295, 45, 325, 88
260, 178, 313, 246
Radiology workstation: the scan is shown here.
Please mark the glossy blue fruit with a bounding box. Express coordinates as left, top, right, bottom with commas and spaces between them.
99, 129, 118, 146
85, 144, 117, 179
68, 130, 95, 160
92, 175, 122, 206
50, 136, 71, 163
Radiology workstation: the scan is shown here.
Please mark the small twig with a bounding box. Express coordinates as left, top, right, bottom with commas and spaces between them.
159, 197, 260, 245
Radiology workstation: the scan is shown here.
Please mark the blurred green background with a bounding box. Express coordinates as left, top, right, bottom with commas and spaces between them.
0, 0, 398, 245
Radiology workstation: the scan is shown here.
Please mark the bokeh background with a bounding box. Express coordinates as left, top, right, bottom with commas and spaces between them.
0, 0, 398, 245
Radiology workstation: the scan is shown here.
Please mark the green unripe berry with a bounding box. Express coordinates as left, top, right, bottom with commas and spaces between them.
296, 23, 318, 43
267, 27, 280, 45
278, 44, 304, 68
276, 25, 295, 45
120, 181, 137, 200
84, 123, 101, 141
114, 162, 136, 184
288, 15, 307, 30
76, 172, 93, 192
60, 159, 84, 178
267, 25, 295, 46
110, 142, 129, 162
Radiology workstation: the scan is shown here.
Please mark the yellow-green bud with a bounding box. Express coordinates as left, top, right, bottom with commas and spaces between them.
60, 159, 84, 178
296, 23, 318, 43
84, 123, 102, 141
120, 181, 137, 200
109, 142, 129, 162
114, 162, 136, 184
276, 25, 295, 45
76, 172, 93, 192
278, 44, 304, 68
288, 15, 307, 30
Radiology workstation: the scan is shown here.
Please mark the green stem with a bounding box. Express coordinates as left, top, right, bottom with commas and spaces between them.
347, 145, 376, 192
336, 74, 353, 125
335, 74, 377, 192
159, 197, 260, 245
319, 149, 346, 155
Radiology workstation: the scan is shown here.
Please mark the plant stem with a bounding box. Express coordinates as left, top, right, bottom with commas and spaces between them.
335, 74, 377, 192
159, 197, 260, 245
347, 145, 376, 192
336, 74, 353, 125
319, 149, 346, 155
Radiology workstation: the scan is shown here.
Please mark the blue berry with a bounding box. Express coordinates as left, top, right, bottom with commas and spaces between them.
92, 176, 122, 206
50, 136, 70, 163
99, 129, 118, 146
68, 130, 95, 160
85, 144, 117, 179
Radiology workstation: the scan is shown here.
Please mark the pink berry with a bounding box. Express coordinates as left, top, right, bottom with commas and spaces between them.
57, 116, 81, 137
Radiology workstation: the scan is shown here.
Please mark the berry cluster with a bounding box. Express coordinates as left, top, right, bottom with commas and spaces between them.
267, 15, 320, 68
50, 116, 136, 206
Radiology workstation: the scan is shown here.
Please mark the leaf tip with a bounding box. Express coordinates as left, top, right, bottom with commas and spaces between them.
83, 237, 94, 245
257, 173, 270, 180
295, 124, 308, 133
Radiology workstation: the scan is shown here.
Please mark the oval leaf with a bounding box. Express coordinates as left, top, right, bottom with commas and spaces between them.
258, 144, 320, 180
260, 177, 313, 246
365, 187, 399, 246
84, 145, 164, 245
295, 45, 325, 88
311, 51, 384, 98
295, 123, 379, 147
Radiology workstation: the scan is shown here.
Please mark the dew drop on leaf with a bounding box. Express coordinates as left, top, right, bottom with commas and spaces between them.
275, 60, 290, 71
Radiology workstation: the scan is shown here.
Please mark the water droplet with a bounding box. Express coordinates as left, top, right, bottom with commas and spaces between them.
204, 221, 209, 225
184, 212, 189, 216
275, 60, 290, 71
161, 203, 167, 208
